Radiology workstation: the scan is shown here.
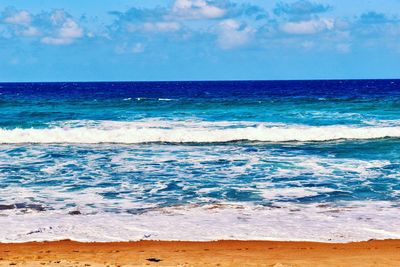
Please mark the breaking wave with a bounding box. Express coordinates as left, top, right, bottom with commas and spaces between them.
1, 121, 400, 144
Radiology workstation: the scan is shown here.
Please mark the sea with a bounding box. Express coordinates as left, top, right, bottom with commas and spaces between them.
0, 80, 399, 242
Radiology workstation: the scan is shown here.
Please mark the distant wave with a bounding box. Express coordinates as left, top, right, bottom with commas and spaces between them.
1, 122, 400, 144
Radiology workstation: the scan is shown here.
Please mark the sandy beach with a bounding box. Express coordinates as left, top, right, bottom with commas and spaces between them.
0, 240, 399, 266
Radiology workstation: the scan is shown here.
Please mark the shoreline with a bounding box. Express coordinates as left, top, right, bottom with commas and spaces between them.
3, 201, 399, 243
1, 239, 400, 266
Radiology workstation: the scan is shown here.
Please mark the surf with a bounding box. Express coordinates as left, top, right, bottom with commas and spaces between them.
1, 122, 400, 144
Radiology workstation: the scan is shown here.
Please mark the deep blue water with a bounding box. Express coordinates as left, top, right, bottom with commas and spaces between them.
0, 80, 399, 214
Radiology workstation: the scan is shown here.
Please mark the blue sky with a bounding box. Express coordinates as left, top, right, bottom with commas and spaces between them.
1, 0, 400, 81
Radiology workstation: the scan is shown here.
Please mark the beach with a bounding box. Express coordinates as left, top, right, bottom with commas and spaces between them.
0, 240, 400, 266
2, 0, 400, 264
1, 81, 400, 266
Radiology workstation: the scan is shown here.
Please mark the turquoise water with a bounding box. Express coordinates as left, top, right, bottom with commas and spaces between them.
0, 80, 399, 242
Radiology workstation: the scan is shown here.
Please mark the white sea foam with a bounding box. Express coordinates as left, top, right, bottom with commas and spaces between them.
0, 202, 399, 243
260, 187, 336, 199
1, 121, 400, 144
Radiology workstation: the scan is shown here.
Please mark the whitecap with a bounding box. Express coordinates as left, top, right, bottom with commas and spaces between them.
1, 121, 400, 144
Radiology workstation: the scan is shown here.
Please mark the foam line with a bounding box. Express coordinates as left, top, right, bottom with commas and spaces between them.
0, 124, 400, 144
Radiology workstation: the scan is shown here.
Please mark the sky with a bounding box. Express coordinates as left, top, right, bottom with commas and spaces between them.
1, 0, 400, 82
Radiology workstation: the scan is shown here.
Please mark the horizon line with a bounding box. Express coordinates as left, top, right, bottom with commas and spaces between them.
1, 78, 400, 84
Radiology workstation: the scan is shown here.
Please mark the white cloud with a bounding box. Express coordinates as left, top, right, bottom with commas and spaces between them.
128, 22, 181, 33
58, 19, 84, 39
217, 19, 254, 49
1, 9, 85, 42
41, 18, 83, 45
50, 10, 68, 25
3, 10, 31, 25
172, 0, 226, 20
280, 18, 334, 34
2, 10, 40, 37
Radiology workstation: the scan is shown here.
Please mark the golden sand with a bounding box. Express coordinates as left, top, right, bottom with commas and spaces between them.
0, 240, 399, 266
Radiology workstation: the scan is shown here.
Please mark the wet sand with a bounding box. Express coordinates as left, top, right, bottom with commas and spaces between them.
0, 240, 399, 266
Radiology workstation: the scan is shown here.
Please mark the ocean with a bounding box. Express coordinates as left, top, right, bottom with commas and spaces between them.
0, 80, 399, 242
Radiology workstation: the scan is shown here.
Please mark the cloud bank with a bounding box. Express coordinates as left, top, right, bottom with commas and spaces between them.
1, 0, 399, 52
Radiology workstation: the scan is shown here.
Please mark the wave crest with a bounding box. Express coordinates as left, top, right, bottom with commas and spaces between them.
1, 122, 400, 144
